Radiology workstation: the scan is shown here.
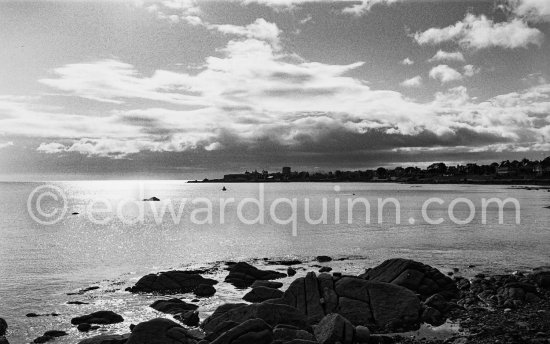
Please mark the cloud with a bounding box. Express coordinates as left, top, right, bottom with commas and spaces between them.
210, 18, 281, 49
340, 0, 402, 15
513, 0, 550, 22
429, 65, 463, 83
400, 75, 422, 88
401, 57, 414, 65
4, 29, 550, 161
463, 64, 480, 77
414, 14, 544, 50
428, 50, 465, 62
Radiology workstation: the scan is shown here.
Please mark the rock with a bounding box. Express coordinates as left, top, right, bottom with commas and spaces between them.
225, 262, 286, 288
26, 313, 40, 317
0, 318, 6, 336
355, 325, 371, 343
251, 280, 284, 289
424, 293, 449, 313
421, 306, 445, 326
128, 271, 217, 294
360, 258, 457, 299
273, 325, 316, 342
335, 277, 421, 330
33, 336, 54, 343
143, 197, 160, 201
43, 330, 67, 337
243, 287, 284, 303
174, 311, 200, 327
150, 299, 198, 314
314, 313, 354, 344
336, 297, 374, 326
267, 260, 302, 266
287, 267, 297, 277
202, 303, 309, 334
77, 323, 92, 332
194, 284, 216, 297
67, 301, 89, 305
204, 321, 239, 342
316, 256, 332, 263
0, 336, 8, 344
71, 311, 124, 325
531, 270, 550, 289
78, 334, 131, 344
126, 318, 201, 344
281, 272, 325, 323
210, 318, 273, 344
319, 267, 332, 273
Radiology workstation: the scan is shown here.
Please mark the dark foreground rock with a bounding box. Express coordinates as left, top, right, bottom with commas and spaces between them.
243, 286, 284, 303
78, 334, 130, 344
194, 284, 216, 297
0, 318, 6, 336
126, 318, 202, 344
150, 299, 198, 314
279, 271, 421, 331
202, 302, 310, 334
225, 262, 287, 288
314, 313, 354, 344
359, 258, 457, 300
127, 271, 217, 294
71, 311, 124, 325
210, 318, 273, 344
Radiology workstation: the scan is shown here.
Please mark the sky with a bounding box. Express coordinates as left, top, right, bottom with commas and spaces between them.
0, 0, 549, 180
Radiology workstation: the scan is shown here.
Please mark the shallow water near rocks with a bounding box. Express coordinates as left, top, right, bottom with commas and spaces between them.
1, 181, 549, 342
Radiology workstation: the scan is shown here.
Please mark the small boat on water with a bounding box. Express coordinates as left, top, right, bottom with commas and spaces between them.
222, 186, 227, 191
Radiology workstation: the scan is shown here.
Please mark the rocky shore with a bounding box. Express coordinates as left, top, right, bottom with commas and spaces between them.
1, 257, 549, 344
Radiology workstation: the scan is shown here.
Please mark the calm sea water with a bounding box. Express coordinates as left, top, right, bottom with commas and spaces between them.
0, 181, 549, 342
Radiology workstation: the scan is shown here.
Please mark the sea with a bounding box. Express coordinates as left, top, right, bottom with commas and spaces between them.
0, 181, 549, 343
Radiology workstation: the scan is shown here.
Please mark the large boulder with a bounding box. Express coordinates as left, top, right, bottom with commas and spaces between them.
314, 314, 354, 344
531, 268, 550, 289
126, 318, 201, 344
71, 311, 124, 325
127, 271, 217, 294
78, 334, 130, 344
202, 302, 309, 334
281, 272, 325, 323
150, 299, 198, 314
243, 287, 284, 303
0, 318, 6, 336
360, 258, 457, 299
272, 325, 316, 342
225, 262, 286, 288
210, 318, 273, 344
335, 277, 421, 331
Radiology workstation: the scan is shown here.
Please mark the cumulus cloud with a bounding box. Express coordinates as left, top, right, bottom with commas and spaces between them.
429, 65, 463, 84
400, 75, 422, 88
463, 64, 480, 77
414, 14, 544, 50
3, 27, 549, 160
401, 57, 414, 65
513, 0, 550, 22
210, 18, 281, 49
428, 50, 465, 62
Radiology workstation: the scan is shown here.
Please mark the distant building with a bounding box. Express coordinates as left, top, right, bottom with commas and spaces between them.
282, 167, 291, 175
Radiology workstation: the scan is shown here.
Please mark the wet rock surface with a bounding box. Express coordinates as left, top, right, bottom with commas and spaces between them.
14, 257, 550, 344
127, 271, 218, 294
225, 262, 287, 288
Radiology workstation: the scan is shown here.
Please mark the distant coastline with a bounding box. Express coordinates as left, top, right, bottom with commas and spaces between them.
188, 157, 550, 185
